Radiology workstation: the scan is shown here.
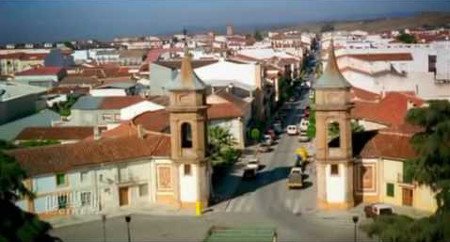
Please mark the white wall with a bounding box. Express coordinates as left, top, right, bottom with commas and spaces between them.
120, 101, 164, 120
179, 164, 198, 202
325, 164, 346, 203
90, 89, 127, 97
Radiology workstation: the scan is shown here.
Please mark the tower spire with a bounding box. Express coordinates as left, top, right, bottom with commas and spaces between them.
314, 39, 351, 89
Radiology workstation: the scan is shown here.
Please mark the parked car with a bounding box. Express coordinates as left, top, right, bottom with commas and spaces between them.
364, 203, 394, 218
286, 125, 299, 135
266, 129, 277, 140
287, 167, 303, 189
243, 158, 259, 180
263, 134, 274, 146
273, 122, 283, 134
299, 119, 309, 132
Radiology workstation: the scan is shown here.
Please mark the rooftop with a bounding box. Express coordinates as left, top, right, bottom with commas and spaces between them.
8, 133, 171, 177
15, 126, 94, 141
0, 82, 47, 102
314, 40, 352, 90
15, 66, 64, 76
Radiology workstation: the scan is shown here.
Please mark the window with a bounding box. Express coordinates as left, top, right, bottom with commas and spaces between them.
102, 114, 114, 122
330, 164, 339, 176
119, 167, 128, 182
184, 164, 192, 176
181, 123, 193, 148
80, 171, 89, 182
81, 192, 91, 206
56, 173, 67, 186
99, 174, 104, 182
328, 121, 341, 148
58, 195, 68, 209
139, 184, 148, 197
386, 183, 395, 197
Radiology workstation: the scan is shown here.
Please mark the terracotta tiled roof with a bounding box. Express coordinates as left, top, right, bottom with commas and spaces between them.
15, 127, 93, 141
133, 101, 244, 133
350, 87, 380, 102
352, 92, 424, 126
214, 88, 250, 111
98, 122, 138, 139
0, 53, 47, 61
47, 86, 90, 95
342, 53, 413, 62
8, 133, 171, 176
155, 59, 218, 70
208, 102, 244, 120
99, 96, 147, 109
59, 76, 101, 87
132, 109, 170, 133
352, 131, 417, 160
15, 67, 64, 76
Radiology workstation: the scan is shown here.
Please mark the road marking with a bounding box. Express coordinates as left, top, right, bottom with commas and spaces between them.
292, 199, 301, 214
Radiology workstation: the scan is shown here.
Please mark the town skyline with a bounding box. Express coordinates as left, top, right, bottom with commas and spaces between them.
1, 0, 450, 44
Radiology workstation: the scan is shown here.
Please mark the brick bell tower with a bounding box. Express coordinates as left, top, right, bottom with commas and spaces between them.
167, 49, 211, 210
314, 40, 354, 210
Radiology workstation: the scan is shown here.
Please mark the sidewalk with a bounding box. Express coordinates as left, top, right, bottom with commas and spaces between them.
47, 203, 196, 228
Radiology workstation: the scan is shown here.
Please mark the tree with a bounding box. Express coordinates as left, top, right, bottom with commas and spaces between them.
320, 23, 335, 33
208, 126, 239, 167
0, 146, 60, 241
250, 128, 261, 144
253, 30, 263, 41
405, 100, 450, 212
63, 41, 74, 49
397, 33, 417, 44
363, 100, 450, 242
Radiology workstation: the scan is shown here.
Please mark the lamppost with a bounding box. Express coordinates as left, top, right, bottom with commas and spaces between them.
352, 215, 359, 242
125, 215, 131, 242
101, 214, 106, 242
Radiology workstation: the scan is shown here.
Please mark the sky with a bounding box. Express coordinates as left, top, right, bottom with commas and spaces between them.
0, 0, 449, 44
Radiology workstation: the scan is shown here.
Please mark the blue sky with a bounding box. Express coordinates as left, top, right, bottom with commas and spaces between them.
0, 0, 449, 44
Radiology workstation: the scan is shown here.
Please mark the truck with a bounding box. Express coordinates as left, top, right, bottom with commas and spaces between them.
287, 167, 303, 189
243, 158, 259, 180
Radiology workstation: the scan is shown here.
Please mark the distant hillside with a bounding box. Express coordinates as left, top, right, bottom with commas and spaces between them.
274, 12, 450, 33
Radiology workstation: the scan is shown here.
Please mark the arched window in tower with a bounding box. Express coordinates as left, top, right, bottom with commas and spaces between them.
181, 122, 193, 148
328, 121, 341, 148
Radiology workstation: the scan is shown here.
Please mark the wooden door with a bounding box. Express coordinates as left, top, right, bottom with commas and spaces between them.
402, 188, 413, 206
119, 187, 129, 206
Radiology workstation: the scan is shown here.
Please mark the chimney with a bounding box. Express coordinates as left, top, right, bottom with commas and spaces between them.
137, 124, 145, 139
93, 126, 101, 140
226, 83, 234, 93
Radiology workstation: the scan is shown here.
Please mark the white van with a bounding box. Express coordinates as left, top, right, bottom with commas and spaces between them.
299, 119, 309, 132
286, 125, 298, 135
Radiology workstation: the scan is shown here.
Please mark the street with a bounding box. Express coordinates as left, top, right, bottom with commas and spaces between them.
52, 87, 376, 242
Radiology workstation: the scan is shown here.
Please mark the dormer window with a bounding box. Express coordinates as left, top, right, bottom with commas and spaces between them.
181, 122, 192, 148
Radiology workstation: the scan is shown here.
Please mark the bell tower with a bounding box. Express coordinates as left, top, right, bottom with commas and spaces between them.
167, 50, 211, 210
314, 40, 354, 209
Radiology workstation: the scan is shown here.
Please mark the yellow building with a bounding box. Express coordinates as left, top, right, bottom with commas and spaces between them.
314, 41, 438, 213
0, 52, 47, 76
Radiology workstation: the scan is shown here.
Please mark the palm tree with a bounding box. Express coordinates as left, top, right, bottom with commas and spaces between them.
208, 126, 238, 166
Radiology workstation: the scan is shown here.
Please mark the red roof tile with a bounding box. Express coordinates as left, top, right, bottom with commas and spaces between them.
15, 66, 64, 76
100, 96, 147, 109
0, 53, 47, 61
132, 109, 170, 133
208, 103, 244, 120
357, 131, 417, 160
352, 92, 424, 126
15, 127, 93, 141
8, 133, 171, 176
342, 53, 413, 62
351, 87, 380, 102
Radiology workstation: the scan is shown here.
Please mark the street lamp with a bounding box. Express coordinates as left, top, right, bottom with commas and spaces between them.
125, 215, 131, 242
352, 215, 359, 242
101, 214, 107, 242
